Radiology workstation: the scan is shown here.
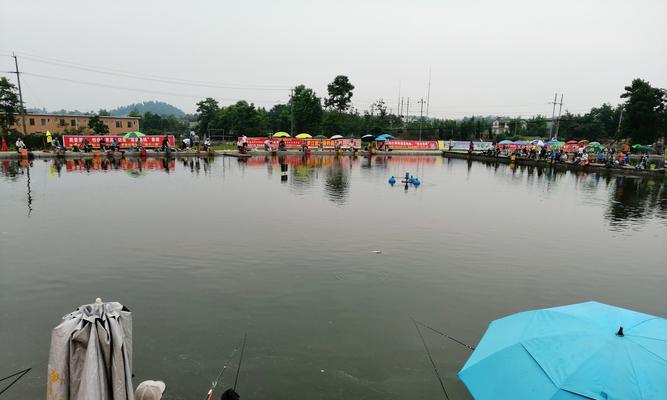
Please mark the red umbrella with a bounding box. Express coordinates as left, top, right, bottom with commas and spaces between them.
566, 140, 578, 144
1, 137, 7, 152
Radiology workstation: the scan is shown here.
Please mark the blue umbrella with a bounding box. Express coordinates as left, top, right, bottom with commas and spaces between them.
459, 301, 666, 400
376, 134, 394, 141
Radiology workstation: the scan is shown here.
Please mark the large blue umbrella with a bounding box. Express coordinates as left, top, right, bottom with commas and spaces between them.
375, 134, 394, 141
459, 301, 666, 400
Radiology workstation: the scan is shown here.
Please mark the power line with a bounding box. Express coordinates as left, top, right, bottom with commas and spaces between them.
12, 51, 290, 91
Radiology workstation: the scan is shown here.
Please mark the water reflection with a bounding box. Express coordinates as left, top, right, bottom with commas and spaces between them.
2, 156, 664, 230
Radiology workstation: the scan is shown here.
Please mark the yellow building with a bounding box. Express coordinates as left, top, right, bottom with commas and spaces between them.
11, 113, 140, 135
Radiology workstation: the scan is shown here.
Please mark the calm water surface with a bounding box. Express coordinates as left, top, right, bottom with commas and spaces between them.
1, 156, 665, 399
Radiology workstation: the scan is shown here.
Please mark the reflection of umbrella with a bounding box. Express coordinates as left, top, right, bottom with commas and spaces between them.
459, 301, 667, 400
48, 299, 134, 400
273, 132, 291, 138
498, 140, 513, 145
361, 134, 375, 142
314, 135, 327, 139
330, 134, 344, 139
296, 133, 312, 139
123, 131, 145, 139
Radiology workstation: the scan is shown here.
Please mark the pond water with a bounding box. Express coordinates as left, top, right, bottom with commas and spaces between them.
1, 156, 665, 400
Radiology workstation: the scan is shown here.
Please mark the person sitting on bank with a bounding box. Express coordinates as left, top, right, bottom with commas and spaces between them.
111, 138, 119, 151
99, 137, 107, 151
81, 138, 92, 152
204, 137, 211, 150
182, 137, 191, 150
15, 137, 26, 152
278, 138, 286, 151
161, 136, 170, 151
263, 138, 272, 151
301, 141, 309, 152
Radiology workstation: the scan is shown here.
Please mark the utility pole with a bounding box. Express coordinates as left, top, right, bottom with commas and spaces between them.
554, 94, 564, 140
549, 92, 558, 139
397, 83, 401, 119
10, 53, 28, 136
405, 97, 410, 130
616, 107, 624, 137
426, 67, 432, 118
418, 98, 426, 141
289, 88, 294, 135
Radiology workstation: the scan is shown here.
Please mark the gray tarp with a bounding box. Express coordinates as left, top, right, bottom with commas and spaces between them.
47, 301, 134, 400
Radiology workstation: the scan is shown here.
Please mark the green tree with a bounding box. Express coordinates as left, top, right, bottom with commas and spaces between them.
620, 78, 666, 143
88, 115, 109, 134
98, 109, 111, 116
291, 85, 322, 133
268, 104, 291, 132
324, 75, 354, 112
0, 77, 22, 133
210, 101, 265, 135
196, 97, 220, 135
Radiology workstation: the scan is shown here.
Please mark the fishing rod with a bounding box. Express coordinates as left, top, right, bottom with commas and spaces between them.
233, 333, 247, 391
413, 319, 476, 351
411, 317, 450, 400
0, 367, 31, 396
204, 337, 243, 400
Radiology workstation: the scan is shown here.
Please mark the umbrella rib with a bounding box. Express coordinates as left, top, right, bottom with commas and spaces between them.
623, 341, 645, 400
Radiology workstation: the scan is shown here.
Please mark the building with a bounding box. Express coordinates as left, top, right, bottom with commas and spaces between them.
10, 113, 140, 135
491, 118, 510, 135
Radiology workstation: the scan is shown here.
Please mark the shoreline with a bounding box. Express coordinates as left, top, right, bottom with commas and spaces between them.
1, 149, 663, 178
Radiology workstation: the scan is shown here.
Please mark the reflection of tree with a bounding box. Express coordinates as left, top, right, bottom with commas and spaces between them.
605, 177, 666, 228
324, 159, 349, 204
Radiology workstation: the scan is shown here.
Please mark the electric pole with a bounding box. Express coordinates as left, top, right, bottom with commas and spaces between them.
289, 88, 294, 135
616, 107, 624, 137
11, 53, 28, 136
418, 98, 426, 141
426, 67, 432, 118
405, 97, 410, 130
554, 94, 564, 140
549, 92, 558, 139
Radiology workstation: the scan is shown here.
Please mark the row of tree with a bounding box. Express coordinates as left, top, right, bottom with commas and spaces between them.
1, 74, 665, 144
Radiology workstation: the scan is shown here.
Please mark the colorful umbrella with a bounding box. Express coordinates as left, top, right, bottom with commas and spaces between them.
295, 133, 312, 139
530, 139, 545, 146
330, 135, 344, 140
376, 134, 395, 141
123, 131, 145, 139
459, 301, 667, 400
566, 140, 578, 144
272, 132, 291, 138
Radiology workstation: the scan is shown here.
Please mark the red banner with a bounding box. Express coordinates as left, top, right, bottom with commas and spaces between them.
245, 138, 360, 149
385, 140, 439, 150
63, 135, 175, 149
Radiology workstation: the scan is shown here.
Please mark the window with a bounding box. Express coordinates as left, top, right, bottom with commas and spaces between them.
41, 119, 46, 126
59, 118, 66, 126
71, 119, 76, 127
29, 118, 35, 126
127, 121, 132, 128
115, 121, 121, 128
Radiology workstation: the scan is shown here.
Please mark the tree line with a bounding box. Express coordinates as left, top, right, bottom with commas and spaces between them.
1, 74, 665, 144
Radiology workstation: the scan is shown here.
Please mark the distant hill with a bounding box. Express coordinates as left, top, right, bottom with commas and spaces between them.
110, 101, 185, 117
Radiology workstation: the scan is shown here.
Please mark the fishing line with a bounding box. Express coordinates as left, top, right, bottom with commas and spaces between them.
204, 336, 243, 400
0, 367, 31, 396
413, 319, 476, 350
233, 333, 247, 391
411, 317, 450, 400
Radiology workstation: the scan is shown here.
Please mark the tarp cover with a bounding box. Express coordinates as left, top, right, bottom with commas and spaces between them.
47, 301, 134, 400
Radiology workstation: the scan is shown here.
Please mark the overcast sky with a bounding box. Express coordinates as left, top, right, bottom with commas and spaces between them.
1, 0, 665, 118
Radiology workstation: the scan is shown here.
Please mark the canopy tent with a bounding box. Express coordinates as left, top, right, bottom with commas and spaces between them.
295, 133, 312, 139
459, 301, 667, 400
329, 135, 344, 140
48, 299, 134, 400
123, 131, 145, 139
272, 132, 291, 138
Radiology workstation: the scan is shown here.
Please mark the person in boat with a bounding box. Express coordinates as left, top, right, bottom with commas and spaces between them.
278, 138, 286, 151
135, 380, 166, 400
15, 137, 26, 152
